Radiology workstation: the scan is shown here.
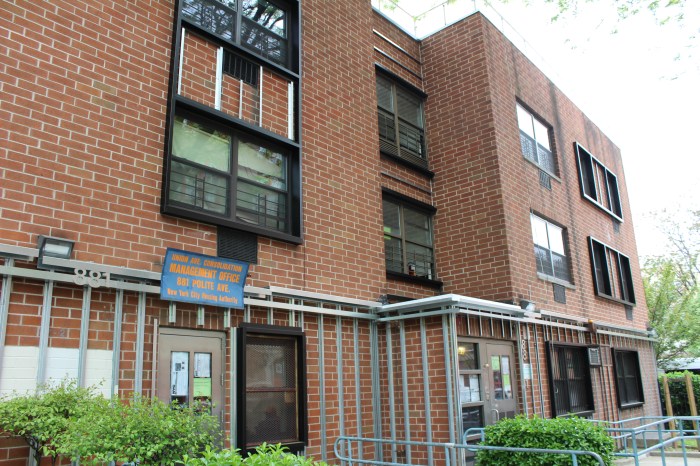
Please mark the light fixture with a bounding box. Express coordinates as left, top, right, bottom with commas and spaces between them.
519, 299, 536, 312
37, 235, 75, 270
458, 345, 467, 356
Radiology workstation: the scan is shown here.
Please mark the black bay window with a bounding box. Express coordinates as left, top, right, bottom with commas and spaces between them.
589, 237, 635, 306
576, 142, 623, 221
164, 109, 300, 242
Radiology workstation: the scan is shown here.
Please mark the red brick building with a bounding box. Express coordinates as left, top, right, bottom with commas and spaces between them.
0, 0, 660, 464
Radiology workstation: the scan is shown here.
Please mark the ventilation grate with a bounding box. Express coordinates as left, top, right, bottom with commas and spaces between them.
625, 305, 633, 321
553, 283, 566, 304
613, 220, 621, 233
223, 51, 259, 87
217, 226, 258, 264
539, 169, 552, 190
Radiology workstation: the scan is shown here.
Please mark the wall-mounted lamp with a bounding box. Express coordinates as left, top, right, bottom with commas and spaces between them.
519, 299, 536, 312
457, 345, 467, 356
37, 235, 75, 271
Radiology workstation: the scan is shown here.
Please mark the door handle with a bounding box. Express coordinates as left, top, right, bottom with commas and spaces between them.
491, 408, 500, 424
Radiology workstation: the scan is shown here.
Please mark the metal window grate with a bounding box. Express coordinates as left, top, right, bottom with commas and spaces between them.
223, 51, 259, 86
539, 169, 552, 190
217, 226, 258, 264
552, 283, 566, 304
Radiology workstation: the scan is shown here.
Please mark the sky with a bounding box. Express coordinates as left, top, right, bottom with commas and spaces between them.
375, 0, 700, 260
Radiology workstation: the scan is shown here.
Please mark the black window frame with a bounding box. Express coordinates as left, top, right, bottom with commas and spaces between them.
612, 349, 645, 408
376, 68, 428, 171
575, 142, 623, 222
516, 102, 557, 176
530, 213, 571, 284
382, 191, 438, 285
162, 105, 302, 243
546, 343, 594, 417
588, 237, 636, 306
236, 323, 307, 454
179, 0, 299, 73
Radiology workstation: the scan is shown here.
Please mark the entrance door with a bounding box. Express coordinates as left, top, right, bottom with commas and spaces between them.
484, 343, 516, 424
157, 328, 225, 422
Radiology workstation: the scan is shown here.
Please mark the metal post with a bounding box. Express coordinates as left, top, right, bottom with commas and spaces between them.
516, 323, 529, 415
77, 286, 91, 387
399, 320, 411, 463
0, 257, 15, 376
134, 291, 146, 395
318, 314, 327, 462
36, 280, 54, 386
386, 322, 397, 463
442, 314, 457, 466
336, 314, 346, 466
231, 329, 237, 448
370, 321, 383, 461
353, 318, 363, 461
420, 318, 434, 466
111, 289, 124, 398
534, 323, 545, 417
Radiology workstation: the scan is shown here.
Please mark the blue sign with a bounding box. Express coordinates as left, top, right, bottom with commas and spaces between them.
161, 248, 248, 309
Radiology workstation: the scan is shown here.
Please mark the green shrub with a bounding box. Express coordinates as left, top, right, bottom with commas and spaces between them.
60, 395, 221, 465
476, 415, 615, 466
659, 371, 700, 417
0, 380, 104, 466
183, 443, 328, 466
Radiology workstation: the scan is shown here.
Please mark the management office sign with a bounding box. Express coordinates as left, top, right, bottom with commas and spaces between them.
160, 248, 248, 309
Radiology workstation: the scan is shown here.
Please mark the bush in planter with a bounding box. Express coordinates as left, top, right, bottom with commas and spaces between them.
60, 395, 221, 465
182, 443, 328, 466
476, 415, 615, 466
0, 379, 104, 466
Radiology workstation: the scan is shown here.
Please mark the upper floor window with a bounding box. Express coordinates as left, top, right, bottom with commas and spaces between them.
377, 74, 427, 168
164, 109, 300, 241
530, 214, 570, 283
181, 0, 294, 70
613, 349, 644, 408
383, 197, 435, 280
576, 143, 623, 221
589, 238, 635, 306
516, 103, 556, 175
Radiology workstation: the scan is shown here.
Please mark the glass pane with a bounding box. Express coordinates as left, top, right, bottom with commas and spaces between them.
173, 115, 231, 172
238, 140, 287, 189
384, 236, 403, 273
396, 88, 422, 128
458, 343, 478, 371
236, 180, 287, 231
461, 406, 483, 431
534, 245, 554, 276
547, 223, 565, 255
404, 209, 431, 245
245, 335, 298, 445
193, 353, 212, 412
530, 214, 548, 248
376, 76, 394, 111
182, 0, 237, 40
533, 118, 550, 150
170, 351, 189, 405
170, 161, 228, 214
492, 355, 503, 400
382, 200, 401, 236
459, 374, 481, 403
501, 356, 513, 399
516, 104, 534, 137
406, 242, 433, 278
242, 0, 286, 37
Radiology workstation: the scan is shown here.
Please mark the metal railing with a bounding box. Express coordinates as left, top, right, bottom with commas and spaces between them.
334, 435, 606, 466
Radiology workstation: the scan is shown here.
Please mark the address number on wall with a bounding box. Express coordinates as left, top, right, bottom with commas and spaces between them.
73, 268, 110, 288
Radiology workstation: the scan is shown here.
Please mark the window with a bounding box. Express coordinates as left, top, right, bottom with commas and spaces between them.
613, 349, 644, 407
377, 74, 427, 168
181, 0, 294, 69
589, 238, 635, 305
576, 143, 623, 221
547, 344, 594, 416
530, 214, 570, 283
236, 324, 307, 453
458, 342, 484, 431
164, 110, 300, 241
516, 103, 556, 175
383, 197, 435, 280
